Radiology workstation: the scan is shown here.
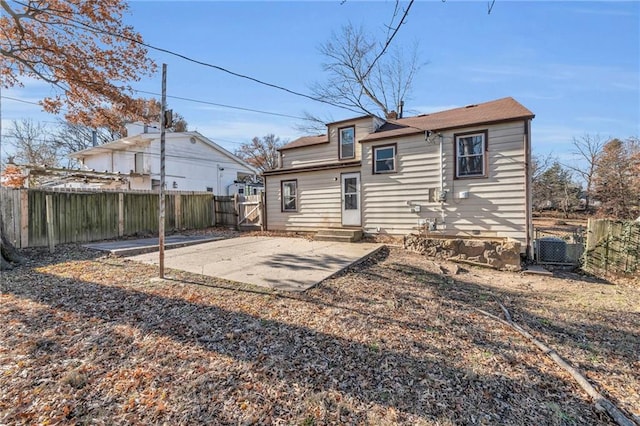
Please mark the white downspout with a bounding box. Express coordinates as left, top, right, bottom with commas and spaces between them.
439, 134, 444, 195
440, 134, 446, 228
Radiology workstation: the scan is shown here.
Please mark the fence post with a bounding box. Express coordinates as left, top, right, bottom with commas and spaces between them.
212, 196, 217, 226
45, 194, 55, 253
234, 193, 240, 230
19, 189, 29, 248
604, 221, 611, 273
118, 193, 124, 237
175, 193, 182, 230
260, 191, 266, 231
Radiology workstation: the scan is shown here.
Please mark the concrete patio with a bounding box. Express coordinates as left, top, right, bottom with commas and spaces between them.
125, 236, 382, 291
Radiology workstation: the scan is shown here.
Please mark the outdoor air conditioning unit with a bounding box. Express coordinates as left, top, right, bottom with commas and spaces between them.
537, 237, 567, 263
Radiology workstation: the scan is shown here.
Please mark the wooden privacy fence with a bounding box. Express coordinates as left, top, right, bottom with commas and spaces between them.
584, 218, 640, 278
0, 188, 262, 249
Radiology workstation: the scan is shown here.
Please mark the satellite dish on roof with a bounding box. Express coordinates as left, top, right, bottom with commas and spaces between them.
190, 136, 197, 144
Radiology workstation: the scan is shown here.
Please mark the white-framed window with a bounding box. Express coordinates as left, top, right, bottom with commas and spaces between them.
373, 144, 397, 174
455, 131, 487, 178
339, 126, 355, 159
281, 180, 297, 212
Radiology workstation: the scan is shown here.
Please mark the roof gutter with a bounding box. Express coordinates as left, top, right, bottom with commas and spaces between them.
262, 161, 361, 176
360, 115, 536, 144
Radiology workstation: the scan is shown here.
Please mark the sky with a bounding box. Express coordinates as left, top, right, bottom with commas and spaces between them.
2, 0, 639, 166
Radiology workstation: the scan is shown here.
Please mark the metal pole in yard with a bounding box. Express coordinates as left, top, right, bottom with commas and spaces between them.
159, 63, 167, 278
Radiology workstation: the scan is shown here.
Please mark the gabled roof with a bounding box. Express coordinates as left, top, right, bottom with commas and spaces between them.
70, 131, 259, 174
279, 134, 328, 151
361, 97, 534, 142
325, 115, 371, 126
190, 132, 259, 173
279, 98, 534, 149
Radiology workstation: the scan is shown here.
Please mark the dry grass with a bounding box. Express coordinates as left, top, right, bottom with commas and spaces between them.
1, 243, 638, 425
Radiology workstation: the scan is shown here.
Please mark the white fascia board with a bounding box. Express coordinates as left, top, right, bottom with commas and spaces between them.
69, 135, 147, 158
186, 132, 259, 174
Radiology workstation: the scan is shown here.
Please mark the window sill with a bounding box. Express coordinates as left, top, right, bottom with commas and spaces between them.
454, 175, 488, 180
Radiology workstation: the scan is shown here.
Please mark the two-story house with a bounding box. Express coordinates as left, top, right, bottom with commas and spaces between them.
263, 97, 535, 254
69, 123, 258, 193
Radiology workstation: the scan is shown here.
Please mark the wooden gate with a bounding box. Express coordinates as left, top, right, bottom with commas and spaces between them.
214, 195, 236, 227
236, 194, 263, 230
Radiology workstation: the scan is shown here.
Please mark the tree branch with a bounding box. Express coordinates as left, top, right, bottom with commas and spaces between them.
476, 303, 637, 426
362, 0, 414, 81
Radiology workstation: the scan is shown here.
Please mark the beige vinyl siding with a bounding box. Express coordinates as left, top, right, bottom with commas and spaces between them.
265, 167, 359, 231
280, 142, 336, 169
361, 121, 528, 246
280, 118, 374, 169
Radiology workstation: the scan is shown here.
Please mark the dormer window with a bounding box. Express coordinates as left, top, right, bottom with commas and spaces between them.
339, 126, 355, 159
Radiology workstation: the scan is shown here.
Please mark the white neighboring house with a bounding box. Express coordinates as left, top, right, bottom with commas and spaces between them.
68, 123, 258, 193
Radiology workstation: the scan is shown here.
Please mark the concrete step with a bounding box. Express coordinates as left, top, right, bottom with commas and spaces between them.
315, 228, 363, 242
314, 234, 360, 243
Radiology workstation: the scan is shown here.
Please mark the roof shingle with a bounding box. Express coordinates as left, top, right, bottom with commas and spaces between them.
279, 134, 329, 151
361, 97, 534, 142
278, 97, 534, 150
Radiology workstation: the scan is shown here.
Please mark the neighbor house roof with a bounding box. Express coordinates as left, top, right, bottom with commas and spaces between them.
279, 134, 329, 151
69, 134, 147, 157
70, 131, 259, 174
361, 97, 535, 142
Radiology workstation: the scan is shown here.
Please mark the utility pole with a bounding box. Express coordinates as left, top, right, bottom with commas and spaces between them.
159, 63, 167, 278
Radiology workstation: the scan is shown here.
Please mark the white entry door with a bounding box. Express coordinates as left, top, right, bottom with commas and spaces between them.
341, 172, 361, 226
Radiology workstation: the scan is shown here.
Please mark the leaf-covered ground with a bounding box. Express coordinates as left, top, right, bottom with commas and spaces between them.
1, 241, 638, 425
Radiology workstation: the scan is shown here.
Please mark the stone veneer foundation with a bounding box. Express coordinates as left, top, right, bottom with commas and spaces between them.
403, 235, 522, 272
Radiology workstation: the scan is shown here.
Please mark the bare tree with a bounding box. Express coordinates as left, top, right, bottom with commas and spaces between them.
6, 119, 59, 167
294, 111, 334, 134
593, 137, 640, 219
531, 153, 554, 184
562, 134, 606, 212
311, 18, 423, 120
234, 134, 286, 173
532, 159, 580, 216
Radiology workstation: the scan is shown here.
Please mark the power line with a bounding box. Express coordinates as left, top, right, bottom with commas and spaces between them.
12, 0, 364, 116
363, 0, 415, 81
2, 88, 308, 122
1, 131, 246, 146
1, 96, 69, 117
1, 96, 42, 106
133, 90, 307, 120
6, 1, 417, 126
3, 83, 312, 131
1, 133, 246, 167
212, 137, 250, 146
